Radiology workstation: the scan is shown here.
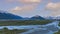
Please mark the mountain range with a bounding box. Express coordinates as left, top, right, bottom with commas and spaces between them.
0, 10, 45, 20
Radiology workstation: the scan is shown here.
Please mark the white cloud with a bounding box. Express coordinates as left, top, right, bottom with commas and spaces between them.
8, 5, 35, 16
46, 2, 60, 11
10, 5, 36, 11
46, 2, 60, 16
10, 7, 22, 11
8, 5, 37, 16
6, 0, 41, 17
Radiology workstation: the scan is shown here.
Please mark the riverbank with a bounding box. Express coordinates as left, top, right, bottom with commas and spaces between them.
0, 27, 28, 34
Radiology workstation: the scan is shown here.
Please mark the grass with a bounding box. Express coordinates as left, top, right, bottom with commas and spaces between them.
58, 21, 60, 26
54, 30, 60, 34
55, 21, 60, 34
0, 20, 56, 34
0, 27, 28, 34
0, 20, 54, 26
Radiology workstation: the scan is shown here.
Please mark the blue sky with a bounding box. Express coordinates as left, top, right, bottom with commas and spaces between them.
0, 0, 60, 17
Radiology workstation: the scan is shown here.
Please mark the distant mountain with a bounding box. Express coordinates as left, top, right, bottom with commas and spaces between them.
45, 16, 54, 20
22, 17, 30, 20
30, 15, 45, 20
54, 16, 60, 19
0, 10, 45, 20
0, 11, 22, 19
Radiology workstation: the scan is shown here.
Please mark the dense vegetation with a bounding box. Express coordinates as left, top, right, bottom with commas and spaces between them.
0, 20, 54, 26
0, 27, 28, 34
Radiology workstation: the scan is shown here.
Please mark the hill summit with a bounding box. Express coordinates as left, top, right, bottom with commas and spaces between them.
30, 15, 45, 20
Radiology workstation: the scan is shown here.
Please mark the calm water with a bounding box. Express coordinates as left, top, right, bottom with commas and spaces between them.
0, 21, 59, 34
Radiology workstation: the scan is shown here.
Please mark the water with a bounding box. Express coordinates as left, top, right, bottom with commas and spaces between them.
0, 25, 44, 30
20, 21, 60, 34
0, 21, 59, 34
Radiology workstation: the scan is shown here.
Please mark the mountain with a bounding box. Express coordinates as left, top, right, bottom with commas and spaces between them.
45, 16, 54, 20
0, 11, 22, 19
0, 10, 45, 20
30, 15, 45, 20
54, 16, 60, 19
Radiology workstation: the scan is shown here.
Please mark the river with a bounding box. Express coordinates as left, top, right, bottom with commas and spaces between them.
0, 21, 59, 34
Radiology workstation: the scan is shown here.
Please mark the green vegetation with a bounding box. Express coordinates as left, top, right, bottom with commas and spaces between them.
0, 20, 54, 26
54, 30, 60, 34
0, 27, 28, 34
58, 21, 60, 26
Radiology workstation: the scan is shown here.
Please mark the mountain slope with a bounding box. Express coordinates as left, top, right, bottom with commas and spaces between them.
0, 12, 22, 19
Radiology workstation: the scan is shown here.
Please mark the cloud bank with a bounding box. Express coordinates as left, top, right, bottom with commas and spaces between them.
7, 0, 41, 17
6, 0, 41, 4
5, 0, 60, 17
46, 2, 60, 16
10, 5, 36, 12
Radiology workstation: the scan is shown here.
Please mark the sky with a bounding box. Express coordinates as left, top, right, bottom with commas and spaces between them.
0, 0, 60, 17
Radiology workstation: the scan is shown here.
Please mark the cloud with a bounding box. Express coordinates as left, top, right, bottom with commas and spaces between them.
46, 2, 60, 11
6, 0, 41, 4
10, 7, 22, 11
8, 5, 37, 16
10, 5, 36, 12
19, 0, 41, 4
6, 0, 41, 17
45, 2, 60, 16
6, 0, 15, 3
8, 5, 36, 14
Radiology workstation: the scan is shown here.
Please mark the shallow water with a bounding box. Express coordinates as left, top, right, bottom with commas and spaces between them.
0, 21, 59, 34
20, 21, 60, 34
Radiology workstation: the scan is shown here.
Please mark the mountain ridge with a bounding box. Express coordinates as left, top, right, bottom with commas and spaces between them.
0, 10, 45, 20
0, 11, 23, 19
